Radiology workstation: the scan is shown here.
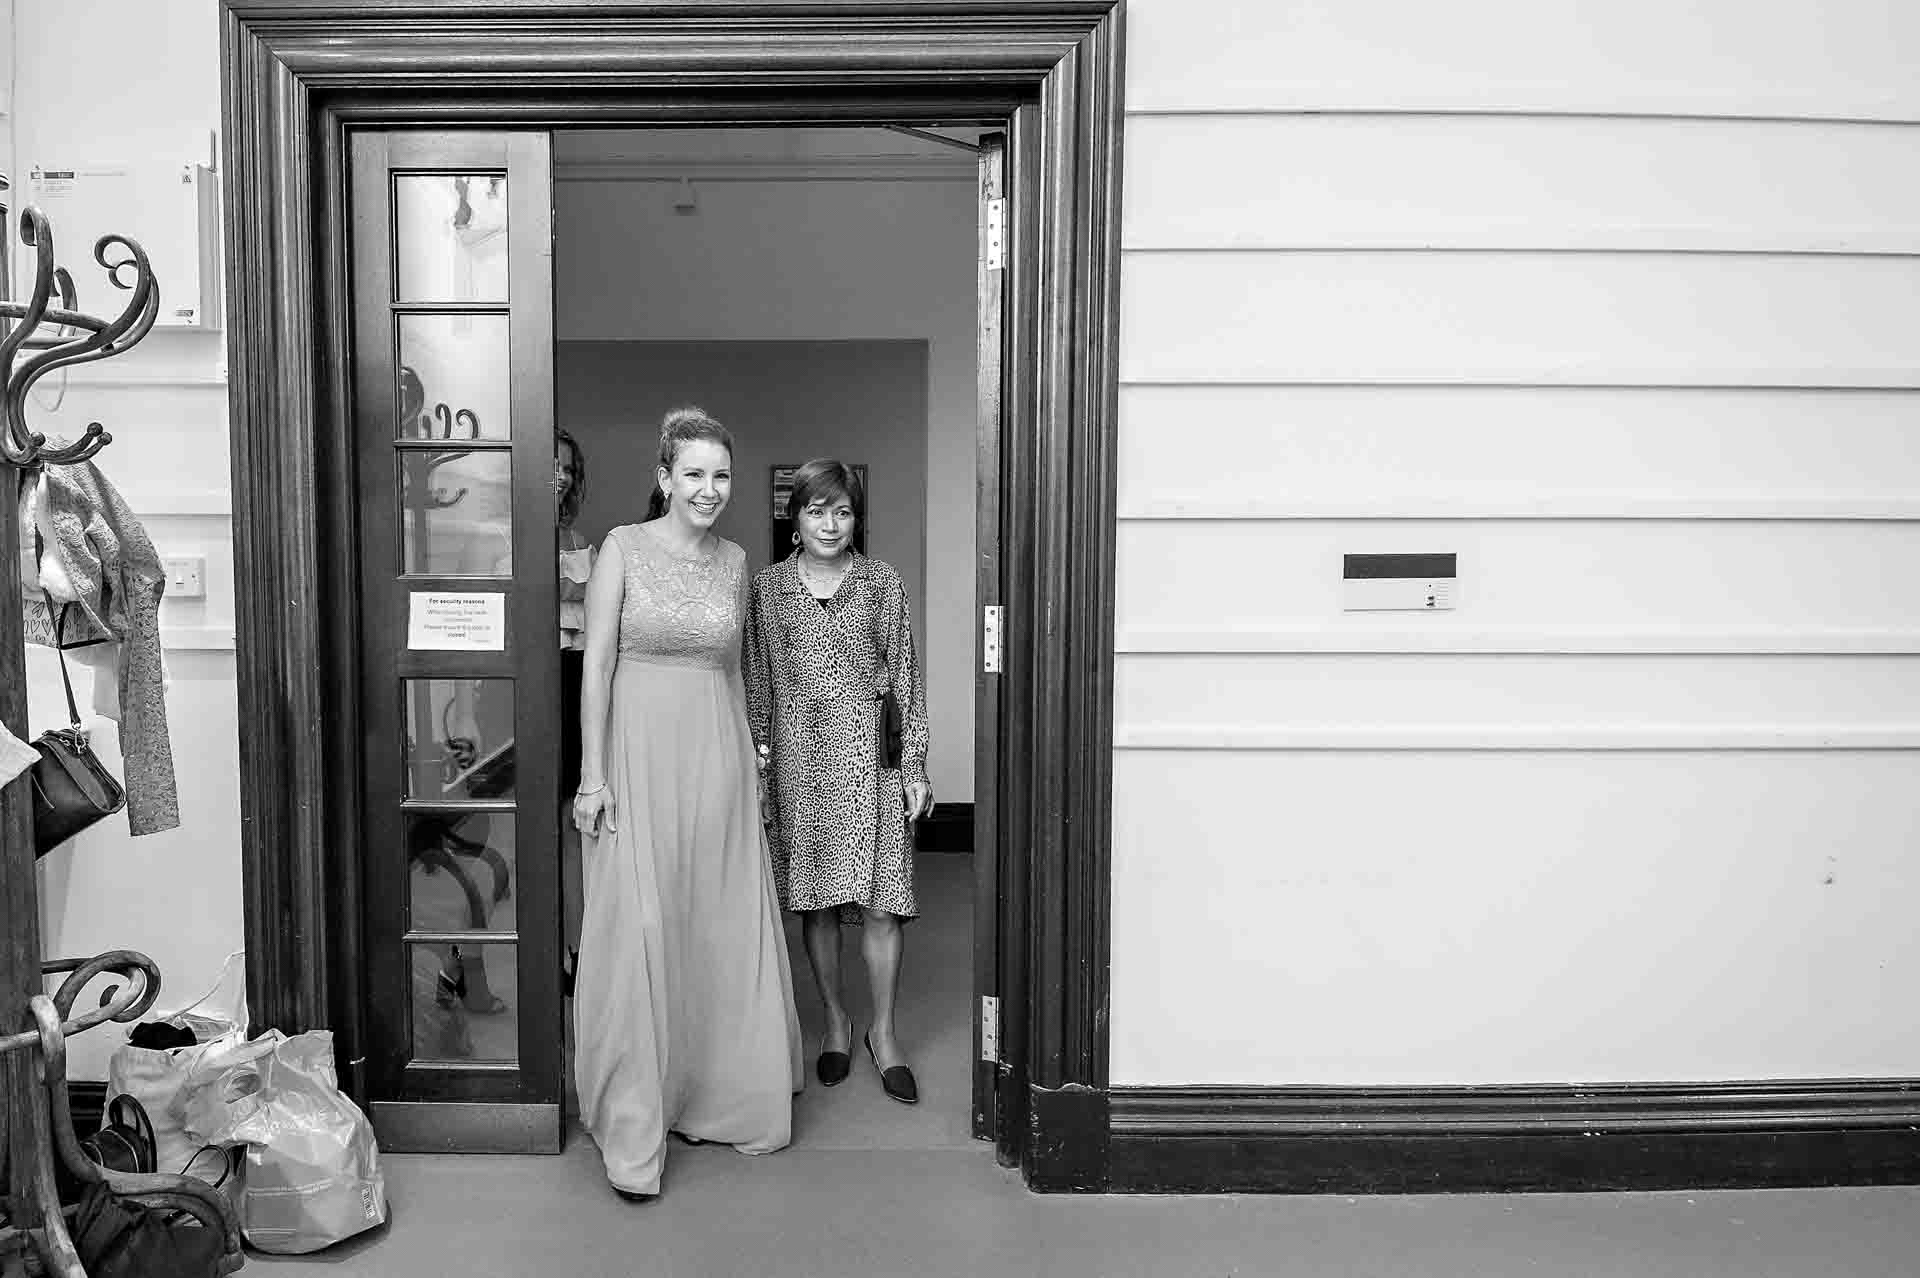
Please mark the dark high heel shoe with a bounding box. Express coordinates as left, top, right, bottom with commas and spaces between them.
816, 1018, 852, 1086
816, 1041, 852, 1087
864, 1032, 918, 1105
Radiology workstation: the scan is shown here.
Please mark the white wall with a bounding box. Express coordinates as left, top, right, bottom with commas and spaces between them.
554, 130, 978, 801
13, 0, 239, 1078
1110, 0, 1920, 1085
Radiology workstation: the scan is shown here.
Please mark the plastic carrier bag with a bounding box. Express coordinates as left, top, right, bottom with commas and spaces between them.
104, 948, 251, 1173
183, 1028, 389, 1254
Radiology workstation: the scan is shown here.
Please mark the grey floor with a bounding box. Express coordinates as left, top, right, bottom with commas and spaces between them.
252, 855, 1920, 1276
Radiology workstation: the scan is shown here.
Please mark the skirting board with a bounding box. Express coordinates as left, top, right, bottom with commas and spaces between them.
1103, 1082, 1920, 1194
914, 802, 974, 853
370, 1102, 563, 1155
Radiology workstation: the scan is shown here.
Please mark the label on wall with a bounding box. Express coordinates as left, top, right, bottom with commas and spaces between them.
407, 592, 506, 650
1341, 553, 1457, 611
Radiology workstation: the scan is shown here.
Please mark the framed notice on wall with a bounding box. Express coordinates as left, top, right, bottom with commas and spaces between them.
770, 463, 868, 563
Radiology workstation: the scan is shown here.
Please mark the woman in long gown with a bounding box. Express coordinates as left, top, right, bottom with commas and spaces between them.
571, 406, 802, 1201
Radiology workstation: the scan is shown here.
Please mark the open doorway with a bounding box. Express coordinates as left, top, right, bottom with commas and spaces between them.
551, 125, 986, 1152
224, 0, 1123, 1190
340, 121, 1008, 1161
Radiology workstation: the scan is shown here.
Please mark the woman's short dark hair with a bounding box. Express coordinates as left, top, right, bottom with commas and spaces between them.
555, 428, 587, 526
786, 458, 866, 554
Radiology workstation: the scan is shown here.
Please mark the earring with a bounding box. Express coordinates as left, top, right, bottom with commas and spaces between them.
792, 531, 801, 546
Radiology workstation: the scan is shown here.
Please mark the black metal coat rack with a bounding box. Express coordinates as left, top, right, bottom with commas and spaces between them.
0, 187, 244, 1274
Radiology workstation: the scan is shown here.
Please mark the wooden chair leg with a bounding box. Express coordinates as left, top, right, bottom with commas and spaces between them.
5, 962, 248, 1276
18, 999, 82, 1278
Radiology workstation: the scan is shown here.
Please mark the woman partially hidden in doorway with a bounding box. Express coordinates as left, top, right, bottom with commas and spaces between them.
555, 428, 591, 991
571, 407, 803, 1201
745, 459, 935, 1105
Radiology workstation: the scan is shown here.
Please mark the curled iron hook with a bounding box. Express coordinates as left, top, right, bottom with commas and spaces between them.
422, 403, 484, 506
1, 208, 158, 469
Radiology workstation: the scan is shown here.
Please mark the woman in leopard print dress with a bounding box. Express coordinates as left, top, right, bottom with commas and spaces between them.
744, 459, 933, 1104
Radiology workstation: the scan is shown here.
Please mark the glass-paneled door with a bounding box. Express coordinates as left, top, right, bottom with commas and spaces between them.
348, 132, 561, 1153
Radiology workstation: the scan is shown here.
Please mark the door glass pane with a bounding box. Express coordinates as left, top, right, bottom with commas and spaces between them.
400, 450, 513, 575
411, 942, 519, 1064
404, 678, 516, 801
394, 173, 509, 303
408, 812, 517, 934
397, 314, 511, 440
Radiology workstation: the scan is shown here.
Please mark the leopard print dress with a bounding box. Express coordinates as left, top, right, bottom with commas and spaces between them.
743, 553, 928, 923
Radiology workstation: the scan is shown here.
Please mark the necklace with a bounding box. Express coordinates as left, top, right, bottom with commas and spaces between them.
799, 553, 849, 598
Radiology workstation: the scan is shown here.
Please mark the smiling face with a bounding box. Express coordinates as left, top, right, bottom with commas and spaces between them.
553, 436, 578, 503
796, 485, 857, 562
658, 438, 732, 529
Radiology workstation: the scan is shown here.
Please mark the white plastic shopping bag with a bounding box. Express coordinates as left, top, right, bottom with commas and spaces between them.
185, 1029, 388, 1254
104, 948, 250, 1173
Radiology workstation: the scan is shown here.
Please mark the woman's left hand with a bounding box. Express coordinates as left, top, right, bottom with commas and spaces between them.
905, 780, 934, 821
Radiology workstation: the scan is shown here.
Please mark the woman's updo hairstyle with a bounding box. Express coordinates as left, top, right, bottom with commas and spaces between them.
786, 458, 867, 555
646, 405, 735, 521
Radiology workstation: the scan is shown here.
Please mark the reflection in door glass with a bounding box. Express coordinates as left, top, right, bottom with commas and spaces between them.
411, 942, 519, 1064
397, 313, 511, 440
408, 812, 518, 935
394, 173, 509, 303
400, 450, 512, 576
404, 678, 516, 802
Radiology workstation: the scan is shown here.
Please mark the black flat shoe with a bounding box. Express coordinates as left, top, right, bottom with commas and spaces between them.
864, 1032, 919, 1105
816, 1046, 852, 1087
613, 1187, 657, 1204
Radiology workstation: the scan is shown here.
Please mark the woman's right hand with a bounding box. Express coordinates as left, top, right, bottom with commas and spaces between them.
572, 786, 616, 837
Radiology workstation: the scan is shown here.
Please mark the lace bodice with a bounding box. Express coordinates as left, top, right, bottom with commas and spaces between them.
612, 523, 746, 668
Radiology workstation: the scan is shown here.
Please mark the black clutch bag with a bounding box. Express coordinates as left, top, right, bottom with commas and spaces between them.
31, 600, 127, 856
877, 690, 903, 771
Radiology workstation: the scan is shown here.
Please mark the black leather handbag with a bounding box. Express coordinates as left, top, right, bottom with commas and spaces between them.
30, 600, 127, 856
57, 1093, 157, 1204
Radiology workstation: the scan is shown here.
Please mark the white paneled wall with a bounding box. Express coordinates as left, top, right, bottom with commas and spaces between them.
1113, 750, 1918, 1084
1119, 387, 1920, 518
1125, 116, 1920, 254
1126, 0, 1920, 118
1122, 254, 1920, 386
1120, 522, 1920, 634
1112, 0, 1920, 1085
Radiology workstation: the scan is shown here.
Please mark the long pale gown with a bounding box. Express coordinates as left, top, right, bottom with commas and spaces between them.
575, 522, 802, 1196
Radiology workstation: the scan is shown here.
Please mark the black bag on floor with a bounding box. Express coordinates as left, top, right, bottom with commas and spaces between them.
56, 1093, 157, 1205
70, 1180, 227, 1278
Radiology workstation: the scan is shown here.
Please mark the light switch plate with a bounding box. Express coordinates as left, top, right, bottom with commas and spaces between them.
163, 555, 206, 599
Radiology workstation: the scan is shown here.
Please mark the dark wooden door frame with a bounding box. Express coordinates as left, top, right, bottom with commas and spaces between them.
220, 0, 1123, 1190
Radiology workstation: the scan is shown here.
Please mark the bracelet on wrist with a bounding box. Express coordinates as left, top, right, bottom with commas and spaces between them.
575, 782, 607, 796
